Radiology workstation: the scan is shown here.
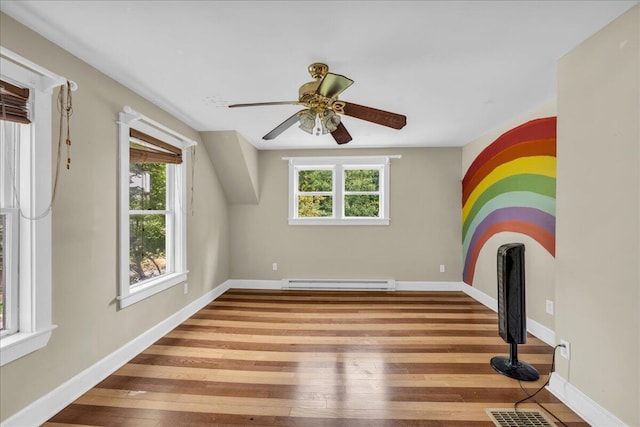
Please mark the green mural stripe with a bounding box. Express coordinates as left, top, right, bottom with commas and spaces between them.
462, 174, 556, 238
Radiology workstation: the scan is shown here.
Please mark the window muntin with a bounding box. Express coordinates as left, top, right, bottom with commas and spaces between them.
117, 110, 194, 308
288, 156, 393, 225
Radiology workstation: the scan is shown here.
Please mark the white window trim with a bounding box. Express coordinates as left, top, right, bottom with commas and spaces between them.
0, 46, 75, 366
117, 107, 196, 309
285, 155, 399, 226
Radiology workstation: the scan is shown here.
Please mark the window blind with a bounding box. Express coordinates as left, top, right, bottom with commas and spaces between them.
129, 128, 182, 164
0, 79, 30, 124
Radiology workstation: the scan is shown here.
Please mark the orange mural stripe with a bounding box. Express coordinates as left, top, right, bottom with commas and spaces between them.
463, 117, 557, 188
462, 138, 556, 205
464, 221, 555, 284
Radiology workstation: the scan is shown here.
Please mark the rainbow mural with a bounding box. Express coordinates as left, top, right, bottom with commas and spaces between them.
462, 117, 557, 284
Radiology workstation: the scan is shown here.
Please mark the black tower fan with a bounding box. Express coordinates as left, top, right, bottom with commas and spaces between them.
490, 243, 540, 381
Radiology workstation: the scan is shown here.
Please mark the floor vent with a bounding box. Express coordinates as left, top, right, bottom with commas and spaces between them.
486, 408, 556, 427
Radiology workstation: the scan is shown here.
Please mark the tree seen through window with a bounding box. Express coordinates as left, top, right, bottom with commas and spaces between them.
129, 162, 167, 285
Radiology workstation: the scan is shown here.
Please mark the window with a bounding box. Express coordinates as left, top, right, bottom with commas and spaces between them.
287, 156, 396, 225
0, 48, 65, 366
117, 108, 195, 308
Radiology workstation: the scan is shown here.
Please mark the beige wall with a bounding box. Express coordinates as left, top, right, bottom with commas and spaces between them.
0, 14, 229, 421
556, 5, 639, 425
461, 101, 557, 329
230, 147, 463, 281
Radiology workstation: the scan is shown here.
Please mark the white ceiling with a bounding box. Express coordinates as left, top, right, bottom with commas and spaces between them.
1, 1, 637, 149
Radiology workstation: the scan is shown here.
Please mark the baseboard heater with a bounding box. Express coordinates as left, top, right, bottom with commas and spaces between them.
282, 279, 396, 290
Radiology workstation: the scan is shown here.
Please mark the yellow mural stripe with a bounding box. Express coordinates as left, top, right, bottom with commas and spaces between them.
462, 156, 556, 222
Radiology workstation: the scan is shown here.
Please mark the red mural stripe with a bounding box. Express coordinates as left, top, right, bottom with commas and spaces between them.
461, 138, 556, 205
464, 221, 555, 284
462, 117, 556, 188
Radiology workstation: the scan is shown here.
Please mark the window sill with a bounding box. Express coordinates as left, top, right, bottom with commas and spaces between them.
0, 325, 57, 367
289, 218, 390, 226
118, 271, 188, 309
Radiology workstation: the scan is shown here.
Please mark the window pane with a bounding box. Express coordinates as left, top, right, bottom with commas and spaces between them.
345, 169, 379, 192
298, 196, 333, 217
129, 163, 166, 210
129, 214, 166, 285
298, 170, 332, 192
0, 215, 5, 330
1, 121, 20, 208
345, 195, 380, 217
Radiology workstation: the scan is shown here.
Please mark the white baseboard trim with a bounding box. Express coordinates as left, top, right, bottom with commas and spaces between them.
226, 279, 283, 289
2, 281, 231, 427
548, 373, 628, 427
459, 282, 555, 346
460, 281, 498, 311
225, 279, 465, 292
526, 317, 555, 347
395, 281, 463, 291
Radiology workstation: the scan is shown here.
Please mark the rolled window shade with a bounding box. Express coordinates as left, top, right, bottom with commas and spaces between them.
0, 79, 31, 124
129, 128, 182, 164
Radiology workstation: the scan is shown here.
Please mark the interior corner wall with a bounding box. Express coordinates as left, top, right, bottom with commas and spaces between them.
556, 4, 639, 426
0, 13, 229, 422
201, 130, 260, 205
461, 102, 557, 330
237, 132, 260, 200
230, 147, 462, 281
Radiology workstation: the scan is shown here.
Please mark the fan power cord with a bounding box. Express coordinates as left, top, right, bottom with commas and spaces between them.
513, 344, 568, 427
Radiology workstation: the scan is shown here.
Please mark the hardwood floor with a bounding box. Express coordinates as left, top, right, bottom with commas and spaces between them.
45, 290, 588, 426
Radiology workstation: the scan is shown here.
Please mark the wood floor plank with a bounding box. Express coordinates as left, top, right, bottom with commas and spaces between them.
114, 363, 553, 389
165, 330, 516, 345
47, 290, 588, 426
143, 345, 554, 364
182, 318, 498, 330
197, 308, 497, 319
95, 375, 562, 404
209, 301, 494, 311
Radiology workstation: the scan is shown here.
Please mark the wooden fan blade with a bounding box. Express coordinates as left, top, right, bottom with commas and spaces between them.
342, 102, 407, 130
317, 73, 354, 98
229, 101, 299, 108
262, 111, 303, 140
331, 122, 352, 145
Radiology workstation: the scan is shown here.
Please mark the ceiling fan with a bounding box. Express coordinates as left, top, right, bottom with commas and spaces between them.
228, 63, 407, 145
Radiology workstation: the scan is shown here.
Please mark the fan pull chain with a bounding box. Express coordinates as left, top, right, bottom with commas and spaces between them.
58, 80, 73, 169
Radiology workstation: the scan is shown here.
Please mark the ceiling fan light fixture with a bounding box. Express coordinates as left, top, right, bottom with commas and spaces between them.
321, 109, 341, 133
298, 109, 316, 134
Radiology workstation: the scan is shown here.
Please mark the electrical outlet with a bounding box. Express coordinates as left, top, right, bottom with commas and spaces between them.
183, 283, 188, 294
546, 300, 554, 315
560, 339, 570, 360
439, 264, 445, 273
272, 263, 278, 271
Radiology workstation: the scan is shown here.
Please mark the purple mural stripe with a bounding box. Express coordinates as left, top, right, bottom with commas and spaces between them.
463, 207, 555, 280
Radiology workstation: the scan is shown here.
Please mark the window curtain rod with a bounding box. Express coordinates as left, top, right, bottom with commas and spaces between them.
0, 46, 78, 92
121, 105, 197, 148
